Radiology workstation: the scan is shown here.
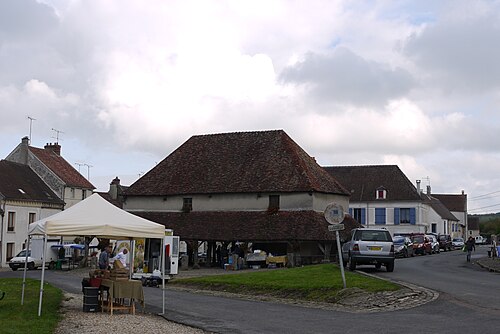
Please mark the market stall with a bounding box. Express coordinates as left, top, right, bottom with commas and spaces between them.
22, 193, 167, 316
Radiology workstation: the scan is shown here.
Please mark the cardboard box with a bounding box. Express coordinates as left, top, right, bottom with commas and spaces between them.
113, 259, 125, 269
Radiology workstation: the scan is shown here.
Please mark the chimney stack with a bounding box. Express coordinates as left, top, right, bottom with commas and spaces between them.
44, 142, 61, 156
109, 177, 121, 200
426, 185, 431, 195
416, 180, 421, 193
19, 136, 29, 164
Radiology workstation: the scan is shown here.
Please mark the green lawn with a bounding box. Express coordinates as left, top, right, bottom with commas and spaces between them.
170, 264, 400, 303
0, 278, 63, 334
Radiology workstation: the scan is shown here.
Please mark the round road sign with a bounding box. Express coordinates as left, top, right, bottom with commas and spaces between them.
324, 203, 345, 224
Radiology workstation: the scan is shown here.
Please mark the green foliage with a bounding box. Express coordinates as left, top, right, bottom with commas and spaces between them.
170, 264, 399, 303
0, 278, 63, 334
480, 217, 500, 236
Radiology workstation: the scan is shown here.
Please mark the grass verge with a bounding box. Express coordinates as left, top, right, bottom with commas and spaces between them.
0, 278, 63, 334
170, 264, 400, 303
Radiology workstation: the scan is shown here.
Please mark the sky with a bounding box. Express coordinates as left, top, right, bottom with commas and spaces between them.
1, 0, 500, 214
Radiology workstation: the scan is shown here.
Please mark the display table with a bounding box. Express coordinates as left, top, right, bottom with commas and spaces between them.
266, 255, 287, 267
100, 279, 144, 315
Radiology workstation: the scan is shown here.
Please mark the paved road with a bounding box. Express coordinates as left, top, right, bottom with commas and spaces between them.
2, 246, 500, 333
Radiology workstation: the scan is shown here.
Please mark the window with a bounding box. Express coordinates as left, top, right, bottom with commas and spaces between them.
182, 198, 192, 212
29, 212, 36, 224
376, 187, 387, 200
400, 208, 410, 224
353, 208, 365, 225
431, 223, 437, 233
82, 189, 87, 200
7, 212, 15, 232
268, 195, 280, 211
6, 243, 15, 261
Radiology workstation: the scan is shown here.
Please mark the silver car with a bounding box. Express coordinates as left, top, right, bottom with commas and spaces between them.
342, 228, 395, 272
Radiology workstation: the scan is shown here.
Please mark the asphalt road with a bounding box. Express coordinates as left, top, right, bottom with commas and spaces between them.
2, 246, 500, 333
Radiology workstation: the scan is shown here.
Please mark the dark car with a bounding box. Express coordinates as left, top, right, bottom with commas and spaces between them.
393, 236, 414, 258
410, 234, 432, 255
438, 234, 452, 251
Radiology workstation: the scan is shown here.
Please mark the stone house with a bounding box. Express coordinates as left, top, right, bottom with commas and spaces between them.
432, 193, 468, 238
123, 130, 355, 266
6, 137, 95, 208
0, 160, 64, 267
324, 165, 460, 236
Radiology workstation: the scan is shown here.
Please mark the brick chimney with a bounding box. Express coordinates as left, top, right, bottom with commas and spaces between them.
109, 177, 121, 200
19, 136, 30, 164
44, 142, 61, 155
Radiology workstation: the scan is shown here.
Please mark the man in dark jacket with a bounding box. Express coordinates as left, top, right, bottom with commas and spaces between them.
465, 236, 476, 262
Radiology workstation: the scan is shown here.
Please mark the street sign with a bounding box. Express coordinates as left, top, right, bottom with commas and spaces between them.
324, 203, 345, 224
328, 224, 345, 231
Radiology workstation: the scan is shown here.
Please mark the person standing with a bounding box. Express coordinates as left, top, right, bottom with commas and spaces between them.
114, 248, 129, 267
465, 236, 476, 262
99, 245, 112, 269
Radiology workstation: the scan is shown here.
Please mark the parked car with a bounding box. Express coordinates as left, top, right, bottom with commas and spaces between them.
452, 237, 465, 249
410, 234, 432, 255
475, 235, 487, 245
438, 234, 452, 252
342, 228, 395, 272
393, 236, 414, 258
426, 234, 440, 254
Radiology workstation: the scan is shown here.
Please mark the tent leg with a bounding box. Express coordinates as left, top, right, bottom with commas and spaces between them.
21, 236, 31, 305
161, 236, 165, 315
37, 235, 48, 316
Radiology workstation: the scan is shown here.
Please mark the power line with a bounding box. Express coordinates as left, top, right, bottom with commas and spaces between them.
470, 190, 500, 200
468, 202, 500, 212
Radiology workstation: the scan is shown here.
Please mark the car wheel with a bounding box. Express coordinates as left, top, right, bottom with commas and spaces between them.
48, 261, 56, 270
386, 261, 395, 272
28, 262, 35, 270
11, 267, 18, 271
348, 255, 356, 271
375, 263, 382, 269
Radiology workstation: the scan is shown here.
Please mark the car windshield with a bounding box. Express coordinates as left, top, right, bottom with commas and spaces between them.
355, 230, 391, 242
393, 236, 405, 244
15, 250, 31, 257
453, 238, 464, 242
439, 236, 447, 241
411, 235, 424, 243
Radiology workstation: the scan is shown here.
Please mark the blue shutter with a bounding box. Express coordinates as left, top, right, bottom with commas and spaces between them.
375, 208, 386, 225
410, 208, 416, 225
349, 208, 353, 216
394, 208, 400, 225
361, 208, 366, 225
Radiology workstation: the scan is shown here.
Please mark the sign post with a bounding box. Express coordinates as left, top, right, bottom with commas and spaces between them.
324, 203, 346, 289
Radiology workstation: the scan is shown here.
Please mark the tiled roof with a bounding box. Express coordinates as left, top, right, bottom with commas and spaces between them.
420, 193, 458, 221
29, 146, 95, 189
133, 210, 361, 242
96, 192, 123, 208
432, 194, 467, 212
0, 160, 64, 204
126, 130, 349, 196
324, 165, 422, 202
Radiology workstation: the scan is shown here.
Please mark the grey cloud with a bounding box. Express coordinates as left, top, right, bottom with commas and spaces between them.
279, 47, 415, 107
403, 12, 500, 93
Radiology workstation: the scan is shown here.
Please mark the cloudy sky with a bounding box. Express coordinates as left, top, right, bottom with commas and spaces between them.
1, 0, 500, 214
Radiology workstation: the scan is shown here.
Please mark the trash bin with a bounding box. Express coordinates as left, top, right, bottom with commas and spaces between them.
83, 287, 99, 312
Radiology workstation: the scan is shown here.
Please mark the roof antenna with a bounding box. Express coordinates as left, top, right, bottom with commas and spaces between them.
27, 116, 36, 144
75, 162, 85, 173
422, 176, 431, 187
51, 128, 64, 143
83, 163, 93, 180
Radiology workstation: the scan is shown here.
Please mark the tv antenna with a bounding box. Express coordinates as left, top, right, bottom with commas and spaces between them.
75, 162, 85, 173
51, 128, 64, 143
422, 176, 431, 186
27, 116, 36, 144
83, 163, 93, 180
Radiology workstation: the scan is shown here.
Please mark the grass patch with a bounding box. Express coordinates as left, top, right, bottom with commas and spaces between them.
0, 278, 63, 334
170, 264, 400, 303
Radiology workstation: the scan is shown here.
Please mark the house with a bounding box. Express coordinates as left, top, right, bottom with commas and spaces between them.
324, 165, 459, 236
433, 192, 468, 238
6, 137, 95, 208
465, 216, 480, 239
123, 130, 354, 267
0, 160, 64, 267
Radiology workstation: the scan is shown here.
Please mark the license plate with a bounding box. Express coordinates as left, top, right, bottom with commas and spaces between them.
369, 246, 382, 251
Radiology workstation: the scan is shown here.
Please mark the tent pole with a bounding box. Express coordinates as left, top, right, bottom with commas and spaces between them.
129, 239, 134, 280
21, 236, 31, 305
161, 235, 165, 315
37, 235, 48, 316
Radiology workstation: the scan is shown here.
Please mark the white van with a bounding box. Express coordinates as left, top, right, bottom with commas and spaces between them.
475, 236, 487, 245
8, 239, 59, 271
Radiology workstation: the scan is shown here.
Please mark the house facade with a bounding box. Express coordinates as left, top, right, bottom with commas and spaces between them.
123, 130, 354, 266
0, 160, 64, 267
433, 193, 468, 238
324, 165, 459, 236
6, 137, 95, 208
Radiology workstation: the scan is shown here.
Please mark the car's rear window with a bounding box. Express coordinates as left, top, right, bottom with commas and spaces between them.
393, 236, 405, 244
355, 230, 391, 242
411, 235, 424, 243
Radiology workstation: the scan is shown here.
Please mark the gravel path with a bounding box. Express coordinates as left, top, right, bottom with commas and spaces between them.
54, 292, 209, 334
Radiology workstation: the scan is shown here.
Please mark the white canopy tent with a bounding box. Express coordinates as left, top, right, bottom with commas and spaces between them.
24, 193, 168, 316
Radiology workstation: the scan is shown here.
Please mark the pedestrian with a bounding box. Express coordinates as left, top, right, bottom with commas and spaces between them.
113, 248, 128, 267
99, 245, 112, 269
465, 236, 475, 262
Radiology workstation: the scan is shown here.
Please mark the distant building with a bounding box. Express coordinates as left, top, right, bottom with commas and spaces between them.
96, 177, 128, 208
124, 130, 354, 266
433, 192, 468, 238
0, 160, 64, 267
6, 137, 95, 208
324, 165, 460, 236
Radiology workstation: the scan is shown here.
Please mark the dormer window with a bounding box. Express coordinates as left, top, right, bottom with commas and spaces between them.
182, 198, 193, 212
376, 187, 387, 200
268, 195, 280, 211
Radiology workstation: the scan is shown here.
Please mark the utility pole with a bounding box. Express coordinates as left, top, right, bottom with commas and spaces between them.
27, 116, 36, 144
